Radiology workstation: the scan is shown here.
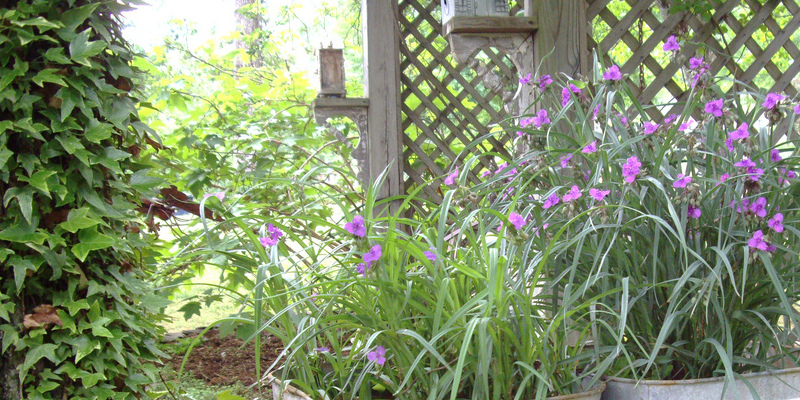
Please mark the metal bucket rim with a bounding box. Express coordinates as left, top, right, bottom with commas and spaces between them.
606, 367, 800, 386
547, 381, 606, 400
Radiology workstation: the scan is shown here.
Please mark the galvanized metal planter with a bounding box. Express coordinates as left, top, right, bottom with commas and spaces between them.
601, 368, 800, 400
549, 382, 606, 400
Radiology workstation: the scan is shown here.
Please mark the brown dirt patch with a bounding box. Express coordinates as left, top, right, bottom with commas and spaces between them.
164, 327, 284, 387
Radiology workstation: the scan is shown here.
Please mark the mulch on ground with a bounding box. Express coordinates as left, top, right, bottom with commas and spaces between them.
163, 326, 284, 387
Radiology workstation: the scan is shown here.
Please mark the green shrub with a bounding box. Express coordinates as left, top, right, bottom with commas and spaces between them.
0, 1, 167, 399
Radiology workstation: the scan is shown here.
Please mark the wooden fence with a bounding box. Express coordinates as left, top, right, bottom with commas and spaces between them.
360, 0, 800, 203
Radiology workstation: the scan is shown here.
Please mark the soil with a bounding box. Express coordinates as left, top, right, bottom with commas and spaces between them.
162, 326, 284, 388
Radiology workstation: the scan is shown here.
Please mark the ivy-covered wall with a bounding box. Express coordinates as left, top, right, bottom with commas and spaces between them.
0, 1, 165, 399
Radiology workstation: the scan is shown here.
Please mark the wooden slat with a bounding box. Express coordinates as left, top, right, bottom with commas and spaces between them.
443, 16, 538, 36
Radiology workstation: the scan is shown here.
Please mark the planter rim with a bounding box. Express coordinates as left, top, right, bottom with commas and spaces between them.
547, 381, 606, 400
266, 373, 313, 400
606, 366, 800, 386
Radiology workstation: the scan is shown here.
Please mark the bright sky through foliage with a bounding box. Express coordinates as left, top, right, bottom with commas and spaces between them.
123, 0, 235, 48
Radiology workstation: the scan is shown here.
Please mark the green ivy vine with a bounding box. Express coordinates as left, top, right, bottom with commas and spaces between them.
0, 1, 167, 399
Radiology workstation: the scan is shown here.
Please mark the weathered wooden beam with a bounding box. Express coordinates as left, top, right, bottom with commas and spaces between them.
362, 1, 403, 214
534, 0, 589, 79
443, 16, 538, 36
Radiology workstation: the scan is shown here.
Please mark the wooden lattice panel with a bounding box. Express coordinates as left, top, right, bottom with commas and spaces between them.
398, 0, 522, 202
588, 0, 800, 126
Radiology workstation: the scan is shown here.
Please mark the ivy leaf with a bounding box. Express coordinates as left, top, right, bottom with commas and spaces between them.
130, 169, 164, 191
69, 29, 107, 67
0, 147, 13, 169
4, 186, 34, 223
28, 170, 56, 194
71, 335, 101, 363
0, 221, 48, 244
32, 68, 67, 87
20, 343, 59, 381
11, 16, 61, 31
1, 324, 18, 352
71, 228, 115, 262
57, 4, 99, 41
59, 208, 101, 233
9, 256, 37, 293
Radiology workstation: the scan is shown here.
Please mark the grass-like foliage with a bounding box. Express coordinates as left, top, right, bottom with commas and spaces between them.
502, 40, 800, 390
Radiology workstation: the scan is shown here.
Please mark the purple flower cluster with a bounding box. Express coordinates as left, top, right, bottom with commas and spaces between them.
345, 216, 367, 237
622, 156, 642, 183
259, 223, 284, 247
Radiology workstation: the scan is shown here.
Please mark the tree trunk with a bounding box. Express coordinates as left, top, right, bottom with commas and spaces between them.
234, 0, 263, 68
0, 307, 21, 400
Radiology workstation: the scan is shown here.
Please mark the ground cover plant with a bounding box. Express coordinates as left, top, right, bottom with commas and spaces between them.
165, 161, 624, 400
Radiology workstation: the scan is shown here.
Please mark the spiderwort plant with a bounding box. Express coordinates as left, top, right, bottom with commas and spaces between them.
505, 55, 800, 390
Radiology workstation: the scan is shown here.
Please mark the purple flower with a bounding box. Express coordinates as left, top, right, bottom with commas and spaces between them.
768, 213, 784, 233
345, 216, 367, 237
316, 347, 330, 353
561, 84, 581, 107
688, 205, 701, 219
733, 198, 750, 213
717, 173, 730, 185
495, 162, 509, 175
603, 65, 622, 81
725, 137, 735, 152
520, 117, 535, 128
363, 245, 382, 265
673, 173, 691, 188
203, 192, 225, 201
519, 72, 532, 85
617, 113, 629, 126
749, 197, 768, 218
663, 35, 680, 52
643, 121, 659, 134
589, 188, 610, 201
795, 103, 800, 114
705, 99, 724, 117
509, 212, 527, 230
679, 117, 697, 132
355, 263, 367, 276
532, 109, 550, 128
259, 223, 284, 247
735, 158, 756, 168
367, 346, 387, 365
747, 166, 764, 182
560, 153, 573, 168
444, 167, 459, 186
543, 193, 560, 209
538, 74, 553, 89
582, 140, 598, 154
664, 114, 678, 124
780, 168, 797, 185
424, 248, 437, 262
562, 185, 582, 202
728, 122, 749, 141
748, 230, 769, 251
622, 156, 642, 183
771, 149, 782, 163
689, 57, 704, 69
762, 92, 786, 110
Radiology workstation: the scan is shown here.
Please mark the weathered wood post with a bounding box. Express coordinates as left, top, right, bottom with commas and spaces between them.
528, 0, 589, 80
362, 1, 404, 216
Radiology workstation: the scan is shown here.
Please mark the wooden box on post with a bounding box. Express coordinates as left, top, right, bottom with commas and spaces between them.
441, 0, 510, 24
318, 47, 346, 98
